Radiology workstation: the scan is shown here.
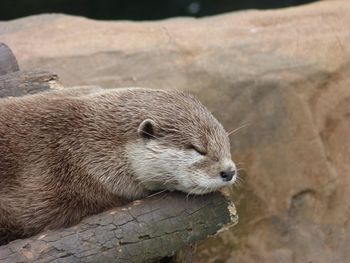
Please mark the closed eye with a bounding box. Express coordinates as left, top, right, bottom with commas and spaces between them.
187, 144, 207, 156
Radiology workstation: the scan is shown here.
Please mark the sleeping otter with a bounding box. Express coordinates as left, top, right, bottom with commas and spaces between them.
0, 87, 236, 244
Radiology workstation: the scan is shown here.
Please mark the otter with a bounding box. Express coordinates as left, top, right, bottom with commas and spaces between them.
0, 87, 236, 245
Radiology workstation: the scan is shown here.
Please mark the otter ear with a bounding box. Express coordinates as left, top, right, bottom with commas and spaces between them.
138, 119, 157, 140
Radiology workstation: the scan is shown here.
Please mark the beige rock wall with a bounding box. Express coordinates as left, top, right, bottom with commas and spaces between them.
1, 0, 349, 262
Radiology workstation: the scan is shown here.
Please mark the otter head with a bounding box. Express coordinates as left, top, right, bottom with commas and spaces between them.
127, 91, 236, 195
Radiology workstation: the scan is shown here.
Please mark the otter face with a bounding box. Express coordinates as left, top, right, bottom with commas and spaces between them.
127, 118, 237, 195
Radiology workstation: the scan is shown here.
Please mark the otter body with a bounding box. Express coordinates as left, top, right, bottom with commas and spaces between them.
0, 88, 236, 245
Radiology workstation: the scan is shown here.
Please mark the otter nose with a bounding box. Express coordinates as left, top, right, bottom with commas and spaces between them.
220, 169, 235, 182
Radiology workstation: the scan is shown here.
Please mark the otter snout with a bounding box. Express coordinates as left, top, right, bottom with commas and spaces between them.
219, 161, 236, 182
220, 169, 236, 182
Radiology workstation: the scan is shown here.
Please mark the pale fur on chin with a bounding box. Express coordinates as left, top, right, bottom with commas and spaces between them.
127, 141, 235, 195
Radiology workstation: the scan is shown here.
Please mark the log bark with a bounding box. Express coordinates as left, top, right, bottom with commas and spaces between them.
0, 70, 61, 98
0, 43, 19, 76
0, 192, 238, 263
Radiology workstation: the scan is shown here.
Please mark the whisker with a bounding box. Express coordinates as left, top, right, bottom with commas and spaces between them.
236, 175, 243, 182
138, 176, 177, 190
185, 191, 191, 201
140, 130, 159, 140
234, 174, 244, 188
146, 188, 170, 198
227, 122, 250, 137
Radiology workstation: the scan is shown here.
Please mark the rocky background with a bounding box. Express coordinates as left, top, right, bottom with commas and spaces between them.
1, 0, 349, 262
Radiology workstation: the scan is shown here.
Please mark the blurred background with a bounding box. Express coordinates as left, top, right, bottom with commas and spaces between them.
1, 0, 316, 21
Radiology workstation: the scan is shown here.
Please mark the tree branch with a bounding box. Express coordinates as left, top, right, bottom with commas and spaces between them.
0, 43, 19, 76
0, 70, 61, 98
0, 192, 238, 263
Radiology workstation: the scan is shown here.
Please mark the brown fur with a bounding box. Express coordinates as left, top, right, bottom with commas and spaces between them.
0, 87, 231, 245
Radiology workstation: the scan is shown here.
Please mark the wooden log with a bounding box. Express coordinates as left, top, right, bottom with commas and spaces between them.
0, 192, 238, 263
0, 43, 60, 97
0, 70, 61, 98
0, 43, 19, 76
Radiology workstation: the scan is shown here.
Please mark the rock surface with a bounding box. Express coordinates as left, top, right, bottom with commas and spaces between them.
1, 0, 350, 262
